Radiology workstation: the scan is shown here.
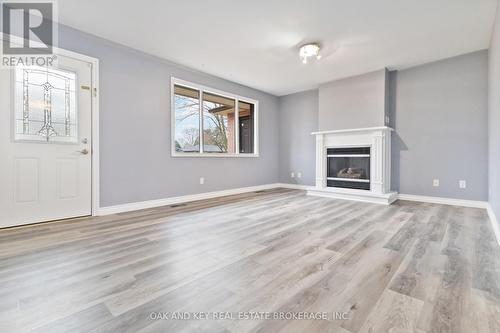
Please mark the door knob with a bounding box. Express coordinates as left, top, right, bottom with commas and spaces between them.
78, 149, 89, 155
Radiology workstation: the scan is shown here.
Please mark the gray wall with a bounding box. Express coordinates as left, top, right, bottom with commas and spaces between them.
57, 25, 280, 207
489, 5, 500, 218
391, 50, 489, 200
278, 90, 318, 185
6, 21, 491, 205
318, 69, 387, 131
279, 51, 489, 202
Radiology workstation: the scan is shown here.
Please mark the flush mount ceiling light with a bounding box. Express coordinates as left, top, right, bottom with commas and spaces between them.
299, 43, 321, 64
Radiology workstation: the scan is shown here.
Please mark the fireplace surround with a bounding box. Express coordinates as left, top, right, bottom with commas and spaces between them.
308, 127, 397, 204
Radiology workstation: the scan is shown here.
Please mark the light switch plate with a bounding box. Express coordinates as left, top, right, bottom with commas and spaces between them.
459, 180, 466, 189
433, 179, 440, 187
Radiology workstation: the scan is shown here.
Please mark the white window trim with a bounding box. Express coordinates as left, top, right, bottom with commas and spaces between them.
171, 77, 259, 158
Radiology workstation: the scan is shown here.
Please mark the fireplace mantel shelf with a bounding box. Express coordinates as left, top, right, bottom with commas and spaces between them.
311, 126, 393, 136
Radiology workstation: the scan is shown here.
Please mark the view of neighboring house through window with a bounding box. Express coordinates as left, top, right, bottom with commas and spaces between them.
202, 92, 235, 153
172, 79, 257, 156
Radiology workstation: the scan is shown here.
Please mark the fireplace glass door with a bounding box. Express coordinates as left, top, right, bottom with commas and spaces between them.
327, 147, 370, 190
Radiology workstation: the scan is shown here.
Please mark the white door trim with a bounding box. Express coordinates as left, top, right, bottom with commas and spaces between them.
1, 34, 100, 219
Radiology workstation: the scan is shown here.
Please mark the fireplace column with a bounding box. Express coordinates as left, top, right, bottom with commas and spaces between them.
315, 134, 326, 188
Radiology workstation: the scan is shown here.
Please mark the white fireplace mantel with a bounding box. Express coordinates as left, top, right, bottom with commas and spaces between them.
308, 126, 397, 205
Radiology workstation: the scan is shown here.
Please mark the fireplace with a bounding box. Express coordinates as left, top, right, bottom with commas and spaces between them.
309, 127, 397, 205
327, 147, 370, 190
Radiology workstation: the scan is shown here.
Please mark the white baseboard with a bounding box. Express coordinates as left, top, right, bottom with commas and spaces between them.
487, 204, 500, 246
277, 185, 489, 208
276, 183, 314, 190
397, 193, 488, 209
278, 185, 488, 208
97, 183, 281, 215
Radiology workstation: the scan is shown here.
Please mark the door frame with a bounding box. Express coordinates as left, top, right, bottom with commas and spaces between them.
1, 34, 101, 218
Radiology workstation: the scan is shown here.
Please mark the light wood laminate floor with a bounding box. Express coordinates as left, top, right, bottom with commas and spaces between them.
1, 189, 499, 333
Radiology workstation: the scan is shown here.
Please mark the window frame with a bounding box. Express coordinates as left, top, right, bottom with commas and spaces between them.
171, 77, 259, 158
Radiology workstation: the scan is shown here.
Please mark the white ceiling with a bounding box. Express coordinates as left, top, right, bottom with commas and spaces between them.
58, 0, 498, 96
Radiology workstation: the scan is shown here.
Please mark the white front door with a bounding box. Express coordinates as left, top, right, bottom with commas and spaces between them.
0, 54, 93, 228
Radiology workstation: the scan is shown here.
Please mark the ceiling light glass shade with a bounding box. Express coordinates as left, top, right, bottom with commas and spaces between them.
299, 43, 321, 64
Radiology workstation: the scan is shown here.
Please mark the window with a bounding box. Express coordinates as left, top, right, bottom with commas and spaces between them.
172, 78, 258, 156
174, 85, 200, 152
238, 101, 254, 154
14, 65, 78, 143
202, 92, 235, 153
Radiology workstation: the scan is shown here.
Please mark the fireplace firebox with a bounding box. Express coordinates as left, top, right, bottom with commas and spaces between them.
326, 147, 370, 190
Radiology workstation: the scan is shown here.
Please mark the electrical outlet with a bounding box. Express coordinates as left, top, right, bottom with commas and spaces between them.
459, 180, 466, 189
290, 172, 295, 178
199, 177, 204, 185
297, 172, 302, 179
433, 179, 440, 187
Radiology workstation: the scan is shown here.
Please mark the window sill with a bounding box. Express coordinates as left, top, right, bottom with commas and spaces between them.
171, 153, 259, 158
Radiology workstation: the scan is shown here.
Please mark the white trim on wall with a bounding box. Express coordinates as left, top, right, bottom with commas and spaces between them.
170, 77, 259, 158
397, 193, 488, 208
276, 183, 314, 190
97, 181, 491, 212
278, 184, 490, 208
90, 57, 100, 217
97, 183, 279, 215
487, 204, 500, 246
